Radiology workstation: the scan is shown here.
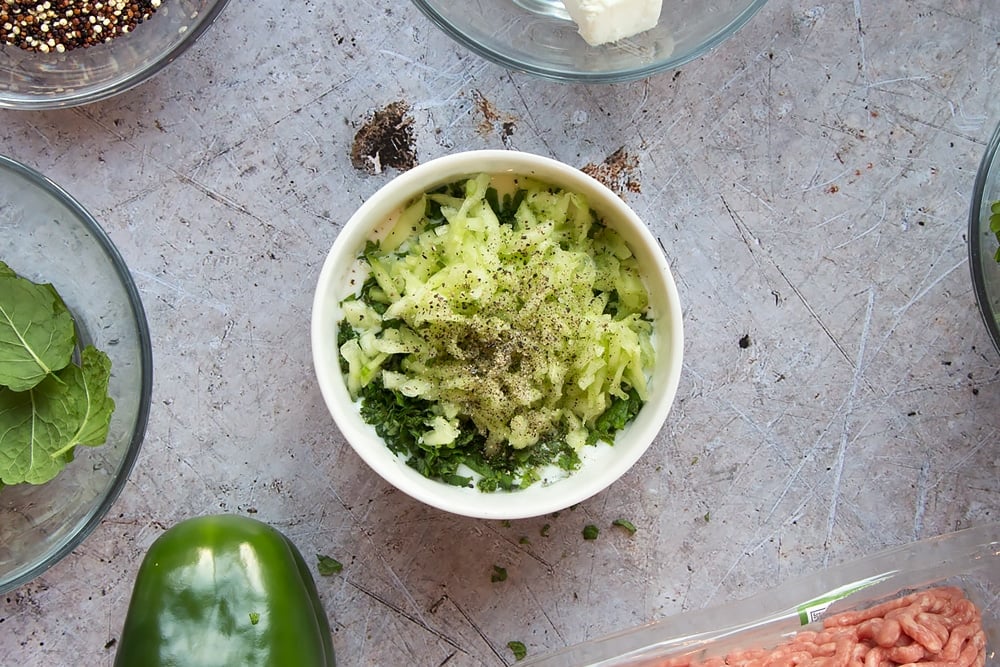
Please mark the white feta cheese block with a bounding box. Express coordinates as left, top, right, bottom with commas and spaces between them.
561, 0, 663, 46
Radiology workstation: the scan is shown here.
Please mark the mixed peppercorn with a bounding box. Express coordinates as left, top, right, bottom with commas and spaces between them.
2, 0, 161, 53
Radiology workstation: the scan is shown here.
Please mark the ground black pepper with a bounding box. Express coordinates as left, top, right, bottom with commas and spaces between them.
2, 0, 161, 53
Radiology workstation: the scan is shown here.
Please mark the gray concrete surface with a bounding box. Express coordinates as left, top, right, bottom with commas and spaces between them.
1, 1, 998, 665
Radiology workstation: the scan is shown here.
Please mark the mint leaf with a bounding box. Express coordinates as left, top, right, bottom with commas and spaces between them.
0, 272, 76, 391
0, 345, 115, 485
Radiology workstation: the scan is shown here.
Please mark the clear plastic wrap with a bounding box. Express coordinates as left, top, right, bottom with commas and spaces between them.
524, 524, 999, 667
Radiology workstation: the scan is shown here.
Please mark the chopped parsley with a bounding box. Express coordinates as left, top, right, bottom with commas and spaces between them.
507, 640, 528, 661
612, 518, 637, 535
316, 554, 343, 576
990, 200, 1000, 262
582, 524, 600, 540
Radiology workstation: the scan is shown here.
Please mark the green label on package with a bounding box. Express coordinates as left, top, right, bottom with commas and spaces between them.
795, 573, 895, 625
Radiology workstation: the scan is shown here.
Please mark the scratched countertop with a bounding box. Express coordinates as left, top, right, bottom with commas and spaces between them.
1, 1, 998, 665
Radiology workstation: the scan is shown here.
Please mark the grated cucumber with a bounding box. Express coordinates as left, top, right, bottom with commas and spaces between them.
338, 173, 655, 490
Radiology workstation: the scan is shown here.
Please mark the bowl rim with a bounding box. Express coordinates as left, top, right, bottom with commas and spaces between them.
967, 120, 1000, 356
409, 0, 770, 84
311, 149, 684, 519
0, 0, 232, 110
0, 154, 154, 593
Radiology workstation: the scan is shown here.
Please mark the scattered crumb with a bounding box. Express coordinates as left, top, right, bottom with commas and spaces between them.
351, 101, 417, 175
582, 148, 641, 197
472, 90, 517, 147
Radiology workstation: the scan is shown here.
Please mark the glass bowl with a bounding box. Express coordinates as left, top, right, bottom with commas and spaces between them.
0, 0, 231, 110
311, 150, 684, 520
0, 155, 153, 593
410, 0, 769, 83
969, 120, 1000, 355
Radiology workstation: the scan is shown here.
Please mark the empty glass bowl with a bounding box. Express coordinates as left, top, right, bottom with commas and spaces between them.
0, 0, 230, 109
969, 121, 1000, 355
0, 155, 153, 593
410, 0, 769, 83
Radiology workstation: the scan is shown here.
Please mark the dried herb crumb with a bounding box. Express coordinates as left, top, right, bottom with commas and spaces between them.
350, 100, 417, 175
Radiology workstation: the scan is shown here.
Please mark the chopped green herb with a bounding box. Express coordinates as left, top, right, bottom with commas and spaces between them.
703, 511, 711, 523
249, 612, 261, 625
518, 536, 530, 545
990, 200, 1000, 263
501, 519, 512, 528
507, 640, 528, 661
0, 261, 116, 487
491, 565, 508, 583
612, 518, 637, 535
316, 554, 343, 576
586, 388, 644, 448
582, 524, 600, 540
540, 523, 551, 537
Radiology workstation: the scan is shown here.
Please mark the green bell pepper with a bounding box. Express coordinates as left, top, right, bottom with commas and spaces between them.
114, 514, 336, 667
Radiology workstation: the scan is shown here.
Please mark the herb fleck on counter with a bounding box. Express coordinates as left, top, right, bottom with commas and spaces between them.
316, 554, 343, 576
612, 518, 637, 535
508, 640, 527, 661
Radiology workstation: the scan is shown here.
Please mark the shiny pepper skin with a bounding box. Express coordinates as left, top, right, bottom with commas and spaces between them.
114, 514, 336, 667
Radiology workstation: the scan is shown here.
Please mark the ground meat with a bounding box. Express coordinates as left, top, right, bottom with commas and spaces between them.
651, 587, 987, 667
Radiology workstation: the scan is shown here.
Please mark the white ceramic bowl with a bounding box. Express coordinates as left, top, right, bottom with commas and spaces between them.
311, 150, 683, 519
